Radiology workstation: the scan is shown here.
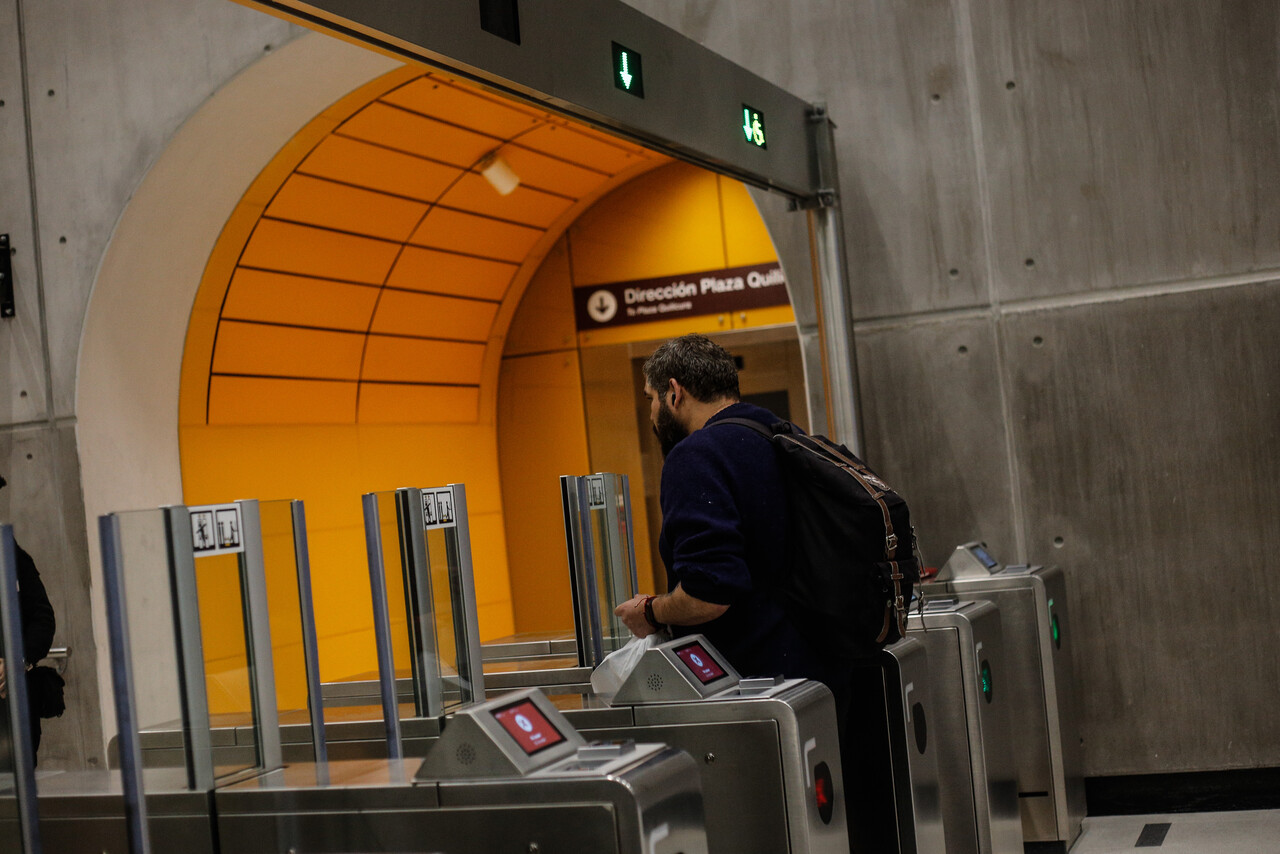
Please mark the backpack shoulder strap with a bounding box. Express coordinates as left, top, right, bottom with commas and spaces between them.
712, 416, 776, 438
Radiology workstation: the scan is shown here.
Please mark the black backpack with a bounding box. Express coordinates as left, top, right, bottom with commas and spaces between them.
717, 418, 920, 659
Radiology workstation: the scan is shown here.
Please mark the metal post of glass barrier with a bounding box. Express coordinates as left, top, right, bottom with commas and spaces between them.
234, 500, 283, 772
289, 500, 328, 769
98, 515, 151, 854
441, 484, 484, 706
161, 505, 215, 791
0, 526, 43, 854
396, 488, 444, 718
618, 474, 641, 598
560, 475, 591, 667
598, 473, 640, 610
361, 492, 404, 760
561, 475, 606, 667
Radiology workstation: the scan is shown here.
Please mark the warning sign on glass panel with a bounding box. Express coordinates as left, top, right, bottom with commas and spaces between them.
190, 503, 244, 557
573, 262, 787, 331
422, 488, 457, 530
587, 475, 607, 509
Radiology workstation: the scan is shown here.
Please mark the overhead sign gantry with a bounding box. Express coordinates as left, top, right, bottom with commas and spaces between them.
232, 0, 864, 449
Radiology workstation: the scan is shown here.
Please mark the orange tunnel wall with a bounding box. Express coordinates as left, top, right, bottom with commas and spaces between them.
178, 66, 788, 707
498, 161, 790, 635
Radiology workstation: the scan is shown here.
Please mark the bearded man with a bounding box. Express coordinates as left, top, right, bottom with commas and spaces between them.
614, 334, 846, 692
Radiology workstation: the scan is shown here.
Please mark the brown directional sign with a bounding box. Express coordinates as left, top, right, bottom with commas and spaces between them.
573, 262, 788, 331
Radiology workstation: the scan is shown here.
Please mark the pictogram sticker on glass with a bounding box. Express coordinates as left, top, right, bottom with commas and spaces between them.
190, 503, 245, 557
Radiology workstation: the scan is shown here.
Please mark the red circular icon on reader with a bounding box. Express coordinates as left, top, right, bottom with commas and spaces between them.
492, 699, 566, 755
674, 641, 729, 685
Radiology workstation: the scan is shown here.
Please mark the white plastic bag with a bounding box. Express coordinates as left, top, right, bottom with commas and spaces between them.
590, 633, 663, 700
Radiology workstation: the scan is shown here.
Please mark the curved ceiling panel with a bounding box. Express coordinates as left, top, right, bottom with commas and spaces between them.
199, 67, 665, 425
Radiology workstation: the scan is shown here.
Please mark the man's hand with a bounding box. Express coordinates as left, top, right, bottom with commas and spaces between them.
614, 585, 730, 639
0, 657, 7, 700
615, 595, 658, 639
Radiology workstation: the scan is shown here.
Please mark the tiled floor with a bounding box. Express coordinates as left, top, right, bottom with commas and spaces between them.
1071, 810, 1280, 853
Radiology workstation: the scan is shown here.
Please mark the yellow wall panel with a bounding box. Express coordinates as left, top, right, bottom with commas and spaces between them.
504, 237, 577, 356
517, 123, 645, 175
208, 376, 358, 425
267, 174, 427, 242
299, 135, 458, 203
357, 383, 481, 424
497, 351, 590, 634
441, 172, 573, 229
569, 163, 727, 286
360, 336, 486, 384
476, 601, 516, 643
409, 207, 543, 262
316, 627, 379, 683
466, 510, 514, 606
719, 176, 783, 267
223, 269, 379, 331
212, 320, 365, 380
381, 76, 543, 139
578, 314, 733, 348
386, 246, 516, 300
369, 290, 497, 340
735, 305, 798, 330
240, 219, 400, 285
180, 425, 366, 523
181, 306, 221, 427
339, 102, 494, 168
354, 424, 502, 505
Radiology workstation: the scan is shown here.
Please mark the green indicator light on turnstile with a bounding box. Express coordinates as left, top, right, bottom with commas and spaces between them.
1049, 598, 1061, 648
612, 42, 644, 98
980, 660, 993, 703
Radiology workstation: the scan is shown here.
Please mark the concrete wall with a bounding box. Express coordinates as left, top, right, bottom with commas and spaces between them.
0, 0, 301, 769
629, 0, 1280, 777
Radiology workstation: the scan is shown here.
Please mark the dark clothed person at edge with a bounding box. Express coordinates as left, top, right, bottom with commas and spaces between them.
614, 335, 848, 693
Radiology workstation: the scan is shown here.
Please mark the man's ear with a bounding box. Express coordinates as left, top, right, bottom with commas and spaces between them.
667, 379, 681, 407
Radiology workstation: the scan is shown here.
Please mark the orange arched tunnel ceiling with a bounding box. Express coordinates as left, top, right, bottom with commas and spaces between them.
183, 66, 668, 427
177, 62, 788, 692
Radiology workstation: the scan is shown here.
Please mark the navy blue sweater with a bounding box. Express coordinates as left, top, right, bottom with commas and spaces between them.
658, 403, 842, 685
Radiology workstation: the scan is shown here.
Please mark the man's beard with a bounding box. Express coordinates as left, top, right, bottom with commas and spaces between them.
653, 398, 689, 458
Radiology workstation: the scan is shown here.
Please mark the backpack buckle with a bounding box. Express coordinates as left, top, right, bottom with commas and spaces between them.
886, 533, 898, 553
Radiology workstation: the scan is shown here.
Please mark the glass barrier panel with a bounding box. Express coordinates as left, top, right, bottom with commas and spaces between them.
257, 500, 308, 716
194, 551, 253, 729
588, 499, 627, 652
424, 526, 460, 708
0, 525, 41, 853
256, 499, 325, 765
113, 509, 187, 754
373, 491, 413, 686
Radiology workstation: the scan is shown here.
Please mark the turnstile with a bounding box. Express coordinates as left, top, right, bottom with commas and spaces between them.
60, 494, 713, 854
925, 543, 1086, 852
847, 636, 947, 854
579, 633, 849, 854
907, 598, 1022, 854
334, 480, 850, 854
214, 688, 707, 854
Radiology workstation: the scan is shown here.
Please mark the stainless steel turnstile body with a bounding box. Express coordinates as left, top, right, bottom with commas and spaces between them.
907, 599, 1022, 854
24, 769, 216, 854
847, 636, 947, 854
583, 681, 845, 854
574, 634, 848, 854
924, 561, 1086, 851
215, 689, 707, 854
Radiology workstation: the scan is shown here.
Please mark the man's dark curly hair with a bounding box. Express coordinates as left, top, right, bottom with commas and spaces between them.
642, 334, 740, 403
